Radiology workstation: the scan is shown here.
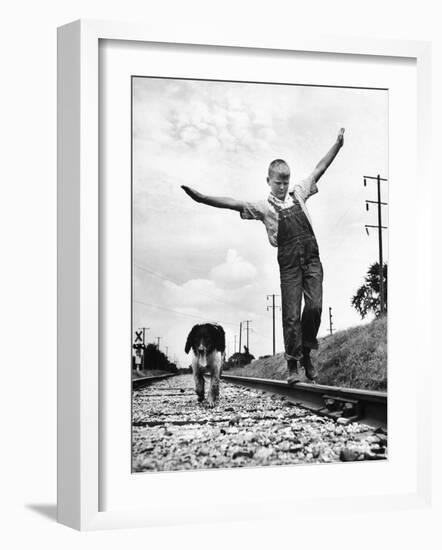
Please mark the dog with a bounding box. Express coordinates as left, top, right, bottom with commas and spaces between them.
185, 323, 225, 407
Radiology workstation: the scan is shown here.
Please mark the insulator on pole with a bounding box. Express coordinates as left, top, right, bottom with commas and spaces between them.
365, 226, 369, 236
364, 178, 367, 187
366, 202, 369, 211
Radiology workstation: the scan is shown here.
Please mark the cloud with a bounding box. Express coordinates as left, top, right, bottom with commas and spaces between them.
210, 249, 257, 289
160, 249, 257, 309
151, 249, 258, 326
163, 278, 224, 309
160, 85, 277, 154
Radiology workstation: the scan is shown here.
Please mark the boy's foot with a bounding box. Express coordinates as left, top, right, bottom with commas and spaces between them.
287, 360, 301, 385
301, 354, 317, 381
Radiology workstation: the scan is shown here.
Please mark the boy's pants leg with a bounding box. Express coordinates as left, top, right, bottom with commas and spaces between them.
280, 262, 303, 361
279, 242, 323, 360
301, 256, 323, 351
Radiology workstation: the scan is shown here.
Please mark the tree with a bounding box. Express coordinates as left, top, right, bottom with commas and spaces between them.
351, 262, 387, 319
142, 343, 175, 372
224, 346, 255, 369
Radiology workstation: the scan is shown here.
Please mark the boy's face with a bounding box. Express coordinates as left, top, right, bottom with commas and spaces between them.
267, 172, 290, 200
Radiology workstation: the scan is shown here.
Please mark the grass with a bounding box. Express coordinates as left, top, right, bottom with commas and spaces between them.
228, 315, 387, 391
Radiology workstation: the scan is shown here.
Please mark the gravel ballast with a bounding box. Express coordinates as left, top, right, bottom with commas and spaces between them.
132, 374, 387, 473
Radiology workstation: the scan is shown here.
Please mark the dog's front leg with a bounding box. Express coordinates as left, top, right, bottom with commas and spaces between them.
207, 352, 222, 407
191, 354, 205, 403
207, 374, 220, 408
194, 371, 205, 403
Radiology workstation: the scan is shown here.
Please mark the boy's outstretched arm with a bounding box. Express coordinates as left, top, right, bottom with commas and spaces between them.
181, 185, 245, 212
311, 128, 345, 182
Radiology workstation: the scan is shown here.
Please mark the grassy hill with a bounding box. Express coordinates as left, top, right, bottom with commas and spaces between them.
227, 316, 387, 391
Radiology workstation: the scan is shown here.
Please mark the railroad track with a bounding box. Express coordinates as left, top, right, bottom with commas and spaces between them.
132, 374, 387, 473
132, 372, 178, 389
222, 374, 387, 430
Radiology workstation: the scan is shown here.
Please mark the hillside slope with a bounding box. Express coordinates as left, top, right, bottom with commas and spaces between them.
228, 316, 387, 391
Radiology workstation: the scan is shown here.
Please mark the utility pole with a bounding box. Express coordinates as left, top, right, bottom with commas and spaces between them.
234, 334, 237, 354
141, 326, 150, 345
364, 174, 388, 314
165, 346, 168, 359
239, 322, 242, 353
329, 307, 334, 336
140, 327, 150, 370
154, 337, 162, 370
243, 320, 252, 350
266, 294, 281, 355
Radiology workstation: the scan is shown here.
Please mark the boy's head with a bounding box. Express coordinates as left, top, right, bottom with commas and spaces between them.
267, 159, 290, 200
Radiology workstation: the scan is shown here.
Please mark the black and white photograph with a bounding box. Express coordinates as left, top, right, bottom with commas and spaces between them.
4, 0, 439, 541
131, 76, 388, 473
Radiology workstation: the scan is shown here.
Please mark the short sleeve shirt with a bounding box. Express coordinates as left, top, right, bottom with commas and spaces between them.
240, 174, 318, 247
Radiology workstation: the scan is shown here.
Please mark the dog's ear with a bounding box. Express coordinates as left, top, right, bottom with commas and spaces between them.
185, 325, 199, 354
212, 324, 226, 353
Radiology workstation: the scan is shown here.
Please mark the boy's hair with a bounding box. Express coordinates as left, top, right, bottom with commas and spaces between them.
268, 159, 290, 178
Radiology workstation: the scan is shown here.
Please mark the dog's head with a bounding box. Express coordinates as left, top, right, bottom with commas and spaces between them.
185, 323, 226, 366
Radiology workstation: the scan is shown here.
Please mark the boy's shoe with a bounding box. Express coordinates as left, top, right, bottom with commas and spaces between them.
301, 354, 317, 381
287, 360, 301, 385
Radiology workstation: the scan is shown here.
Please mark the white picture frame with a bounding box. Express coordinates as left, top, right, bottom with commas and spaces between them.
57, 19, 432, 531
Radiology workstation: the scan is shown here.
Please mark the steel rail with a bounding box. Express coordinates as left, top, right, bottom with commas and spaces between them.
132, 373, 178, 389
222, 374, 387, 429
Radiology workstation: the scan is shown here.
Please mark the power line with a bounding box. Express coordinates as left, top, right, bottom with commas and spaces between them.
134, 299, 239, 328
250, 327, 274, 344
135, 266, 277, 349
134, 263, 236, 310
135, 263, 273, 334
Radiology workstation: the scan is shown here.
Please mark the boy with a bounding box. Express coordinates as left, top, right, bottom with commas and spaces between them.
182, 128, 345, 384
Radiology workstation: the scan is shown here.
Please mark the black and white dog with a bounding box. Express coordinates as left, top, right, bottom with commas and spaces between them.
185, 323, 225, 407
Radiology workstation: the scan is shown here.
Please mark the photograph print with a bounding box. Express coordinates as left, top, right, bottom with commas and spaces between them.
131, 76, 388, 473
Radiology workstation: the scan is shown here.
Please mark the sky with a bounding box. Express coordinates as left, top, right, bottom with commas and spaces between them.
132, 77, 388, 368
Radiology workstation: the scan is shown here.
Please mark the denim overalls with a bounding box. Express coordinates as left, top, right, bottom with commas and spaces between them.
275, 196, 323, 361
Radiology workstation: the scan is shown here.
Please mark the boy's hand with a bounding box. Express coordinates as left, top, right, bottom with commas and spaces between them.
337, 127, 345, 147
181, 186, 245, 211
181, 185, 204, 203
312, 128, 345, 182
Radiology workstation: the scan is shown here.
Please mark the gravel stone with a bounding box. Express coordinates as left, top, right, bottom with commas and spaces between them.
132, 374, 388, 472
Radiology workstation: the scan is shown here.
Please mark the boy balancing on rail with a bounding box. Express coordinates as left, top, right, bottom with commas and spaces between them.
182, 128, 345, 384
